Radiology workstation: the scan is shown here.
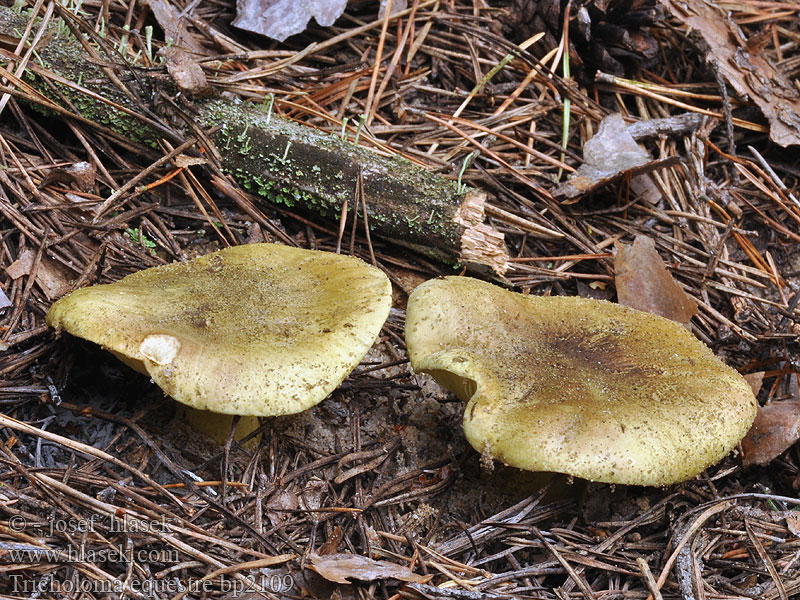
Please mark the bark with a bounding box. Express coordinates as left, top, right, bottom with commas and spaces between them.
0, 6, 509, 273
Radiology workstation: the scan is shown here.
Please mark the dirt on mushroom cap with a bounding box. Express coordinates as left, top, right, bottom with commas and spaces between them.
46, 243, 392, 417
405, 276, 758, 486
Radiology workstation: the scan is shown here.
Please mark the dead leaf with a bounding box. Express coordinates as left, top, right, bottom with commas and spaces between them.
307, 552, 427, 584
657, 0, 800, 147
144, 0, 204, 54
317, 525, 343, 556
629, 173, 662, 205
741, 401, 800, 467
743, 372, 765, 397
554, 113, 679, 201
614, 235, 697, 327
233, 0, 347, 42
173, 154, 207, 168
379, 0, 407, 19
266, 489, 299, 526
0, 286, 11, 310
162, 47, 210, 96
39, 161, 96, 192
6, 252, 31, 280
392, 268, 429, 307
6, 249, 71, 300
299, 476, 327, 512
787, 514, 800, 537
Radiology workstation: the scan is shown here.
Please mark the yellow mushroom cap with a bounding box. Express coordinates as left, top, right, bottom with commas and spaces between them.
47, 243, 391, 416
405, 276, 757, 486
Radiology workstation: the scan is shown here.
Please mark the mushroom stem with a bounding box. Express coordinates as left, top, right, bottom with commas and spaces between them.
180, 407, 260, 446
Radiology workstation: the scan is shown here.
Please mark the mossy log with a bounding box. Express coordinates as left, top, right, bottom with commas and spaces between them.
0, 6, 508, 273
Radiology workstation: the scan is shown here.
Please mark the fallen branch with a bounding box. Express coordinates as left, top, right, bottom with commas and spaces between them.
0, 6, 509, 273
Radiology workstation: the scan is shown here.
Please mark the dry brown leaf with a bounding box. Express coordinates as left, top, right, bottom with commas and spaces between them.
317, 525, 343, 556
614, 235, 697, 327
743, 372, 765, 397
173, 154, 208, 168
265, 489, 299, 526
554, 113, 679, 202
6, 251, 33, 281
162, 47, 210, 96
657, 0, 800, 147
307, 552, 427, 584
787, 514, 800, 537
6, 249, 71, 300
144, 0, 204, 54
39, 161, 96, 192
740, 401, 800, 467
391, 268, 429, 307
300, 476, 327, 511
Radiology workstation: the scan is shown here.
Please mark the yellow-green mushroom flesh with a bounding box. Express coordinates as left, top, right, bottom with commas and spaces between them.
405, 276, 757, 486
47, 243, 392, 443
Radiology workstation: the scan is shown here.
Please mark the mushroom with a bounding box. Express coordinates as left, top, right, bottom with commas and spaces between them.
47, 243, 392, 441
405, 276, 757, 486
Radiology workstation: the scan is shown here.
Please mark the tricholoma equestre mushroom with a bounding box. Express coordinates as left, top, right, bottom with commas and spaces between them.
405, 276, 757, 486
47, 243, 392, 440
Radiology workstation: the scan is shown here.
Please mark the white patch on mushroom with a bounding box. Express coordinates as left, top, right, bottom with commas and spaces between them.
140, 334, 181, 365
